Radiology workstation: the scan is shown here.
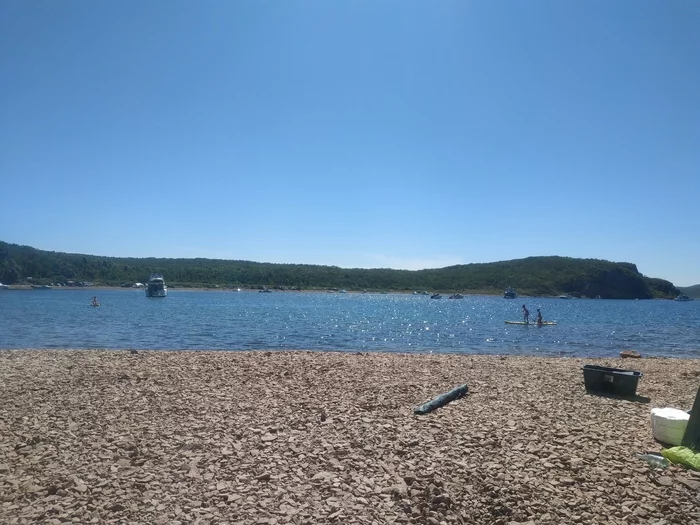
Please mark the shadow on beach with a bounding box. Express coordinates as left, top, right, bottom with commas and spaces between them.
585, 390, 651, 404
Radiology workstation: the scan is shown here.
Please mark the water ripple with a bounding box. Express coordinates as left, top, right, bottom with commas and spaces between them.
0, 290, 698, 357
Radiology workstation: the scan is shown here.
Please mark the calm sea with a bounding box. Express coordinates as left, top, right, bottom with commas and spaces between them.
0, 289, 698, 358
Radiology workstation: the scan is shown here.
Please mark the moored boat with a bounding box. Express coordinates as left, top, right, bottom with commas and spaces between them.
145, 274, 167, 297
675, 293, 693, 302
504, 287, 516, 299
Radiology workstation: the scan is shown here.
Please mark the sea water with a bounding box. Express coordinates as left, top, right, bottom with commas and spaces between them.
0, 289, 698, 358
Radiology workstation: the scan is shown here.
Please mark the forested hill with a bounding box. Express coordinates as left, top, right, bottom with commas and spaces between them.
0, 241, 679, 299
677, 285, 700, 299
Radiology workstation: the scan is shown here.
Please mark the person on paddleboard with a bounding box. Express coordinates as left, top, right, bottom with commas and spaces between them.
522, 304, 530, 324
536, 308, 543, 326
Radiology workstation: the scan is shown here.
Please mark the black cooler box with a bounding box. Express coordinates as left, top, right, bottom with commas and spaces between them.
582, 365, 642, 397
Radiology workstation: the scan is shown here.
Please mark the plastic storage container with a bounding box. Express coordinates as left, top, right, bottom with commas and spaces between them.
650, 407, 690, 446
582, 365, 642, 397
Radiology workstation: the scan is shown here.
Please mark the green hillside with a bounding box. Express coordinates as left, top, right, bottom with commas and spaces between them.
0, 241, 679, 299
677, 284, 700, 299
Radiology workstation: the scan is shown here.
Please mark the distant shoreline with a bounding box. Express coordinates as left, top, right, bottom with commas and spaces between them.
1, 285, 680, 299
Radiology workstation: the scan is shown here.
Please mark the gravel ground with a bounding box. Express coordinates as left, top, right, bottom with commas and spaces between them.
1, 350, 699, 525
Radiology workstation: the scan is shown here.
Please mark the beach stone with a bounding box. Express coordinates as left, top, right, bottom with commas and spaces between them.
620, 350, 642, 359
678, 478, 700, 491
560, 478, 576, 486
2, 350, 699, 525
656, 477, 673, 487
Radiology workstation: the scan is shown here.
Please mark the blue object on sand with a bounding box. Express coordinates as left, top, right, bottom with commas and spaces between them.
414, 384, 469, 415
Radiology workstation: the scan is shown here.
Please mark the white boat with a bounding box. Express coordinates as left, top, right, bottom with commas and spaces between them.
0, 282, 9, 290
675, 293, 693, 302
504, 287, 516, 299
145, 274, 167, 297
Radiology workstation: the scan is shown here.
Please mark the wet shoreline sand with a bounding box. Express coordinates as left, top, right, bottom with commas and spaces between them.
1, 350, 699, 524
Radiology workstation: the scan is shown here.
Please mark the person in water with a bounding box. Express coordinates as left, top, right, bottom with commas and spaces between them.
536, 308, 543, 326
522, 304, 530, 324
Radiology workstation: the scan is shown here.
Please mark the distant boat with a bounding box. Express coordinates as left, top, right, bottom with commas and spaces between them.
30, 284, 52, 289
0, 282, 9, 290
675, 293, 694, 302
259, 287, 272, 293
559, 294, 573, 299
504, 287, 516, 299
430, 293, 441, 299
448, 294, 464, 299
145, 274, 167, 298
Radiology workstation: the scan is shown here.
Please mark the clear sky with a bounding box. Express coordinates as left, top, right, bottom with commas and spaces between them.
1, 1, 698, 286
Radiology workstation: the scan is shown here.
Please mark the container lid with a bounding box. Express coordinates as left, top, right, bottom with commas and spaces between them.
651, 407, 691, 421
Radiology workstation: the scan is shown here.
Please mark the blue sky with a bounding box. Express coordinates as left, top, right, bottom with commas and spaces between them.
1, 1, 699, 286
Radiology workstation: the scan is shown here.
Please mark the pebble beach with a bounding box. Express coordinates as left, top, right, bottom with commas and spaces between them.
1, 350, 699, 525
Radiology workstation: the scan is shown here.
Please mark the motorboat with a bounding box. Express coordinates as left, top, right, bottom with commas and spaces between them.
449, 293, 464, 299
675, 293, 693, 302
259, 287, 272, 293
504, 287, 516, 299
0, 282, 9, 290
30, 284, 52, 289
559, 294, 573, 299
430, 293, 441, 299
145, 274, 167, 297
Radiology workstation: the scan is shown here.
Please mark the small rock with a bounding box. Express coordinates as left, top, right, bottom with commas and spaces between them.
656, 476, 673, 487
678, 478, 700, 491
620, 350, 641, 358
560, 478, 576, 486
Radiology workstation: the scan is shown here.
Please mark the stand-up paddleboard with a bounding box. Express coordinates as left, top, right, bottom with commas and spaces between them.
505, 320, 556, 326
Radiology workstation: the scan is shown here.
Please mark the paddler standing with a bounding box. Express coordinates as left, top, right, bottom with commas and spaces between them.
522, 304, 530, 324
